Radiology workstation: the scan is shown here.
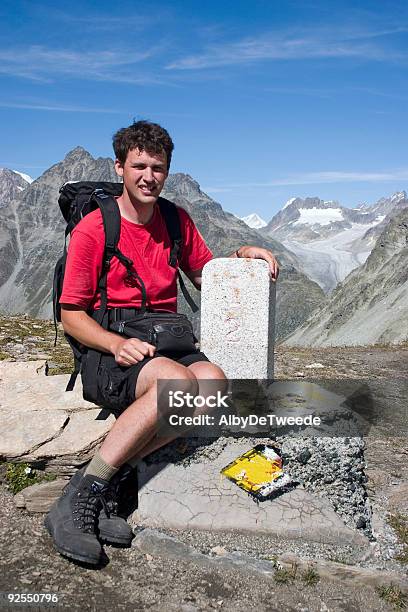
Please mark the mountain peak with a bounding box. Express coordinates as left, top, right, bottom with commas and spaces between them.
0, 168, 31, 207
391, 190, 407, 202
64, 146, 94, 162
282, 197, 298, 210
281, 197, 334, 211
166, 172, 200, 188
163, 173, 203, 198
11, 170, 33, 184
241, 213, 267, 229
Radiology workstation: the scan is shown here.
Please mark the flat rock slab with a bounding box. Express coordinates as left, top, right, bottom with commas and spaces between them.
134, 529, 408, 591
0, 409, 68, 458
14, 478, 68, 512
133, 442, 367, 546
0, 360, 93, 412
387, 482, 408, 512
279, 553, 408, 590
0, 360, 47, 382
0, 359, 115, 468
29, 410, 115, 467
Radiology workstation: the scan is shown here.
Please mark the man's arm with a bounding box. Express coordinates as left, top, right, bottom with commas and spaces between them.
61, 305, 155, 366
228, 246, 279, 281
185, 246, 280, 288
184, 268, 204, 290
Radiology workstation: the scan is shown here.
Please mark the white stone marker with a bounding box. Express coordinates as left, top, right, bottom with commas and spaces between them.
200, 258, 276, 379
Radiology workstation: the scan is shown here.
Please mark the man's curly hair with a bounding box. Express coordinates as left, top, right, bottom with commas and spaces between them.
113, 120, 174, 170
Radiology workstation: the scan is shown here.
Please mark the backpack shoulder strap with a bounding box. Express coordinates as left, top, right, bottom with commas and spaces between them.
158, 197, 199, 313
93, 189, 121, 255
65, 190, 123, 392
158, 197, 182, 267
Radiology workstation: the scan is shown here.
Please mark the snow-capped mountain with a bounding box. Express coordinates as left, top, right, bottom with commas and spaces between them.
263, 196, 383, 241
0, 168, 31, 208
12, 170, 34, 184
240, 213, 267, 229
285, 205, 408, 347
261, 192, 408, 292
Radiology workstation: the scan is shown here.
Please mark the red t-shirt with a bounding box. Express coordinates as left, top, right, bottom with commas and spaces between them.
60, 203, 213, 312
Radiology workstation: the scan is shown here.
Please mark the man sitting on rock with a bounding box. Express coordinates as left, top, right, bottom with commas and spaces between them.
44, 120, 279, 565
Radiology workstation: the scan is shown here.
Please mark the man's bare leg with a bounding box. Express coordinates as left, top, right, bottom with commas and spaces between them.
131, 360, 227, 460
74, 358, 227, 552
97, 356, 200, 468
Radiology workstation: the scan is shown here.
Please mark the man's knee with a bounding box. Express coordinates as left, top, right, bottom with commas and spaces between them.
188, 361, 228, 396
136, 356, 199, 399
189, 361, 227, 380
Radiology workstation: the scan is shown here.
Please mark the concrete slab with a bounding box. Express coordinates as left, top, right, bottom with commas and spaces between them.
132, 441, 367, 546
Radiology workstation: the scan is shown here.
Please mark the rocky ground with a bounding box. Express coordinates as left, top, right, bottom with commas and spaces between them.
0, 484, 398, 612
0, 314, 407, 611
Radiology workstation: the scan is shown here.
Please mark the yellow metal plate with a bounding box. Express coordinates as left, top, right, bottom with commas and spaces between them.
221, 444, 284, 495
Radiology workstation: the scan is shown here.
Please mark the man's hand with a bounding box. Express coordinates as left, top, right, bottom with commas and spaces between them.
112, 337, 156, 367
60, 306, 157, 366
235, 246, 279, 281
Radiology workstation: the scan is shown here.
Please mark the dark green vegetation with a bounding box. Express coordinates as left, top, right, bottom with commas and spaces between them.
301, 567, 320, 586
273, 566, 297, 584
3, 462, 56, 495
388, 513, 408, 566
273, 563, 320, 587
376, 584, 407, 610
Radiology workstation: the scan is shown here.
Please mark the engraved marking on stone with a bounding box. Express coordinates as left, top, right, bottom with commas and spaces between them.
224, 303, 241, 343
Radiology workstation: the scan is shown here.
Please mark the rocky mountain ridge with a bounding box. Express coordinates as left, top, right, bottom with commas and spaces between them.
0, 147, 119, 316
0, 168, 30, 208
350, 191, 408, 255
0, 148, 324, 341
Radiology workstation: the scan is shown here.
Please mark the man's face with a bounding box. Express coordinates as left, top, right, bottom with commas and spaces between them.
115, 147, 168, 206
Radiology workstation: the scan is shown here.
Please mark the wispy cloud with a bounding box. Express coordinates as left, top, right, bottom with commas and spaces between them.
0, 45, 161, 84
202, 187, 233, 194
0, 162, 45, 169
0, 101, 122, 113
350, 86, 408, 100
262, 84, 408, 101
51, 12, 153, 31
220, 169, 408, 188
166, 25, 407, 70
263, 86, 333, 99
42, 6, 171, 33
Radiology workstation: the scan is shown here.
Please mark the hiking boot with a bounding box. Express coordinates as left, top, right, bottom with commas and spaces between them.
44, 470, 110, 565
98, 464, 138, 546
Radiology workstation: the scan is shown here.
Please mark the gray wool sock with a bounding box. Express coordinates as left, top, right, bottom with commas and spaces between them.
84, 451, 119, 482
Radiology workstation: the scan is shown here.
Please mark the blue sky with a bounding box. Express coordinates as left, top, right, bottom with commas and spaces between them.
1, 0, 407, 219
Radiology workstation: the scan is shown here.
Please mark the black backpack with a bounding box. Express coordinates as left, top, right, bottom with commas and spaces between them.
53, 181, 198, 391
